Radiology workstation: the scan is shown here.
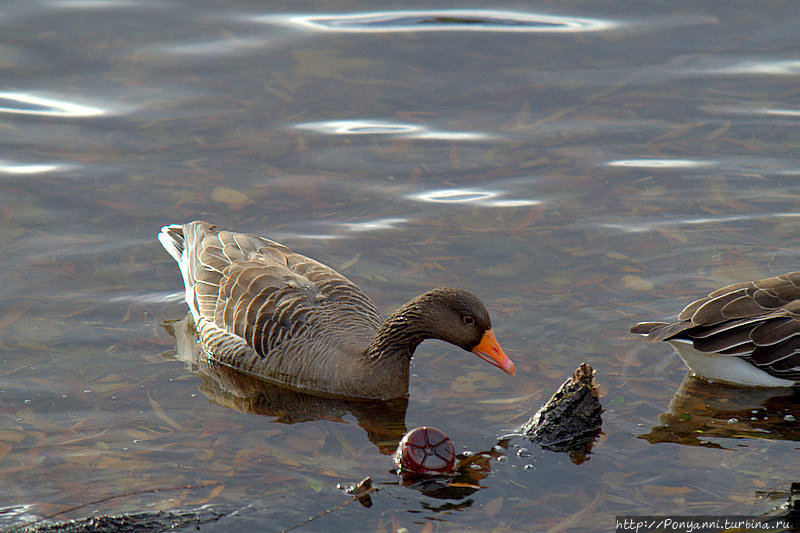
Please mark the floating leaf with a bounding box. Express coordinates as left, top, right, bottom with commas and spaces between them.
484, 495, 503, 518
621, 275, 654, 291
306, 477, 324, 493
147, 392, 184, 431
211, 186, 254, 210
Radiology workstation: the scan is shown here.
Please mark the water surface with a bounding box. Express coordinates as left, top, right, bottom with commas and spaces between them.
1, 1, 799, 531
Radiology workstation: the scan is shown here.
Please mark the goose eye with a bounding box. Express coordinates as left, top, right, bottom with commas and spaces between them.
462, 315, 475, 326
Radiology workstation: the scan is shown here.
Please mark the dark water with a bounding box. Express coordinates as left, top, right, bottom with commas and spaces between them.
1, 1, 799, 531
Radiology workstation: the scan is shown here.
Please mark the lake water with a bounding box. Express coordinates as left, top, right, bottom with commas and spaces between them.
1, 1, 799, 531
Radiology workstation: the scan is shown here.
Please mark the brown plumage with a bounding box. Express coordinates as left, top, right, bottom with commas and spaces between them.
158, 221, 515, 399
632, 272, 800, 386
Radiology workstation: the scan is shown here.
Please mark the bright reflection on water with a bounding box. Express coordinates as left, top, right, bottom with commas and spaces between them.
0, 160, 69, 175
607, 159, 714, 168
339, 218, 408, 232
590, 212, 800, 233
45, 0, 143, 8
703, 105, 800, 118
0, 92, 106, 117
411, 188, 541, 207
271, 10, 616, 33
149, 37, 271, 57
296, 120, 495, 140
707, 59, 800, 75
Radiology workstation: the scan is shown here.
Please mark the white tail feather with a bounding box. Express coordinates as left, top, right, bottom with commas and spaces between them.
158, 224, 200, 322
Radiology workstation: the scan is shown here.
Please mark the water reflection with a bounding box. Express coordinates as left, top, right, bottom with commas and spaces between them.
703, 105, 800, 118
592, 212, 800, 234
163, 315, 408, 455
268, 10, 616, 33
607, 159, 712, 168
410, 188, 540, 207
295, 120, 493, 141
639, 376, 800, 448
705, 59, 800, 76
394, 449, 497, 501
0, 159, 69, 175
149, 37, 271, 57
45, 0, 143, 9
339, 217, 407, 232
0, 92, 106, 117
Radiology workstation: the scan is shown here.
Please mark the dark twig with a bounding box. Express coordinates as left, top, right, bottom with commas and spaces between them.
281, 477, 377, 533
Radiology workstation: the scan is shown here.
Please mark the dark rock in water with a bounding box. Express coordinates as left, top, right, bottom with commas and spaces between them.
20, 507, 225, 532
519, 362, 602, 463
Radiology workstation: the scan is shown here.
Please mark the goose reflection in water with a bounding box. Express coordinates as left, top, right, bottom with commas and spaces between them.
162, 314, 408, 455
162, 315, 602, 503
639, 376, 800, 448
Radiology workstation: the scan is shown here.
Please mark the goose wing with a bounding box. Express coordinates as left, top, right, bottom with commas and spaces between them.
631, 271, 800, 380
160, 221, 384, 360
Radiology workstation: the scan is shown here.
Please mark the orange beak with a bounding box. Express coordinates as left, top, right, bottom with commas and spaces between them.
472, 329, 515, 375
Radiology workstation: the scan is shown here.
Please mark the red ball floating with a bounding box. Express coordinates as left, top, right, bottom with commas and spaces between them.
394, 426, 455, 475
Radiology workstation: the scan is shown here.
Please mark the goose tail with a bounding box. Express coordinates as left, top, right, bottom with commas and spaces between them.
158, 223, 200, 322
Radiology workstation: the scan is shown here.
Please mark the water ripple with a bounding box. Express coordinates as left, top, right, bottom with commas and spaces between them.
706, 59, 800, 76
259, 9, 616, 33
45, 0, 144, 8
702, 105, 800, 118
607, 159, 714, 169
588, 212, 800, 233
410, 188, 540, 207
339, 217, 408, 232
295, 120, 494, 141
0, 92, 106, 117
109, 291, 185, 304
0, 159, 73, 175
145, 37, 273, 58
676, 56, 800, 78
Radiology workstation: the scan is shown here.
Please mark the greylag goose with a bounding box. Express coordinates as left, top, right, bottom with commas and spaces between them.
158, 221, 515, 399
631, 272, 800, 387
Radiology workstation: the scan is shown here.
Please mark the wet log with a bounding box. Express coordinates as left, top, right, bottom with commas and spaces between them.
518, 362, 603, 463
